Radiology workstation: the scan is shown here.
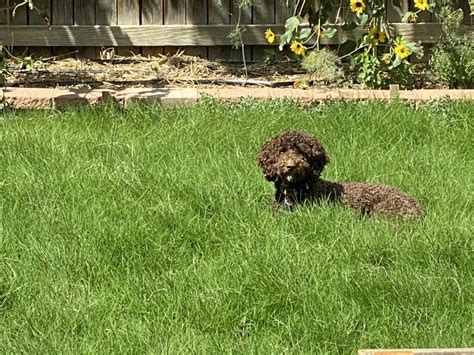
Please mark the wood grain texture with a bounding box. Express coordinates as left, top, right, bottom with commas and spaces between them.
0, 0, 5, 25
186, 0, 207, 57
142, 0, 163, 25
117, 0, 140, 56
142, 0, 164, 56
208, 0, 231, 60
51, 0, 73, 57
75, 0, 97, 58
163, 0, 186, 56
96, 0, 116, 25
2, 23, 467, 46
163, 0, 185, 24
52, 0, 73, 24
27, 0, 51, 57
6, 0, 28, 56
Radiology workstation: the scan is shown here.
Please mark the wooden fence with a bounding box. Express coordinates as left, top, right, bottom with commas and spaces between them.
0, 0, 472, 62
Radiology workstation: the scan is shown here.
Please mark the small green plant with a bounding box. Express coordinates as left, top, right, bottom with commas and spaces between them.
353, 49, 385, 88
0, 0, 46, 96
228, 0, 254, 77
430, 6, 474, 88
301, 48, 339, 81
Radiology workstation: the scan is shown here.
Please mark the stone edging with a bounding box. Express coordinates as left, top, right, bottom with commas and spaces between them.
3, 87, 474, 109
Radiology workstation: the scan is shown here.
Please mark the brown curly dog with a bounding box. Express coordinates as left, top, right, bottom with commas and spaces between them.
257, 130, 425, 218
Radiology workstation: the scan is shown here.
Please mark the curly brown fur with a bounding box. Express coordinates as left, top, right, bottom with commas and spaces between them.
257, 131, 425, 218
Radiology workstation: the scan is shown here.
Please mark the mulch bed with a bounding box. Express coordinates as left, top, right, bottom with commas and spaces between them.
4, 51, 440, 90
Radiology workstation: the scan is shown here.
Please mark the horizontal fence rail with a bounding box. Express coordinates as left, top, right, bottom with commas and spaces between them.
1, 24, 472, 47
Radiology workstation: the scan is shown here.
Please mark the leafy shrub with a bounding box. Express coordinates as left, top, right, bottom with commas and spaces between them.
301, 48, 339, 81
429, 5, 474, 88
431, 35, 473, 88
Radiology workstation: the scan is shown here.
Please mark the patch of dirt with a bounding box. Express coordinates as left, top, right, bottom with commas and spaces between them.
4, 51, 438, 90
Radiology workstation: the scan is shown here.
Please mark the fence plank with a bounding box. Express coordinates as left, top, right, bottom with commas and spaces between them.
163, 0, 185, 55
75, 0, 97, 58
0, 0, 5, 25
252, 0, 275, 61
96, 0, 117, 25
27, 0, 51, 57
142, 0, 164, 56
186, 0, 207, 58
164, 0, 185, 24
95, 0, 117, 58
2, 23, 465, 46
8, 0, 28, 56
51, 0, 74, 57
209, 0, 231, 60
117, 0, 140, 56
52, 0, 73, 24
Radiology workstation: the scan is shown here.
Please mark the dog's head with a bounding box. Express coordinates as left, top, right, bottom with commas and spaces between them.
257, 130, 329, 183
274, 149, 311, 184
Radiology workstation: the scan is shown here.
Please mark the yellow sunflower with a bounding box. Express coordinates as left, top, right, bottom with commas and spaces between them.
414, 0, 429, 10
394, 44, 410, 59
369, 27, 386, 46
290, 41, 306, 56
265, 28, 275, 44
350, 0, 366, 14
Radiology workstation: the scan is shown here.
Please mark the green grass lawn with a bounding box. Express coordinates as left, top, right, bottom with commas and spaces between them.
0, 99, 472, 353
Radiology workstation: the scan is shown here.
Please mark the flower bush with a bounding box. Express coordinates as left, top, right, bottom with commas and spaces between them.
263, 0, 439, 88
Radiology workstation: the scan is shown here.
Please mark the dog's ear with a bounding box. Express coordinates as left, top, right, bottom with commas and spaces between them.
257, 153, 278, 181
257, 140, 279, 182
309, 148, 329, 176
294, 134, 329, 176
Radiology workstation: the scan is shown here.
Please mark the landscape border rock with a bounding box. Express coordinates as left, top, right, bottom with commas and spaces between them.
3, 87, 474, 109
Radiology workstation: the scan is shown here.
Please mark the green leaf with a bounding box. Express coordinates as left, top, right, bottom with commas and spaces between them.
359, 14, 369, 28
279, 31, 293, 51
401, 11, 414, 23
391, 55, 402, 68
349, 55, 356, 66
297, 28, 312, 40
285, 16, 300, 32
323, 28, 337, 39
405, 41, 421, 53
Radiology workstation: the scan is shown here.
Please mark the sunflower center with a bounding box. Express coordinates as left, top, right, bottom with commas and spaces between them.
356, 2, 362, 7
